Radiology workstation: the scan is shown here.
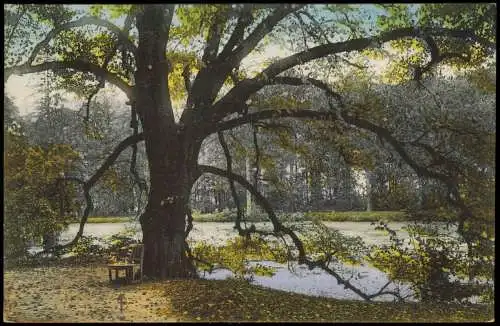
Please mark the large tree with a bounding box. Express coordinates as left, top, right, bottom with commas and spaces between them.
4, 4, 495, 284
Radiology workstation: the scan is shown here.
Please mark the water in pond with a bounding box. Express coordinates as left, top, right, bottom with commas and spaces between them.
29, 221, 465, 302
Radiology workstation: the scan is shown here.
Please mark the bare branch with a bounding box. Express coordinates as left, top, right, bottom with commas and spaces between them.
87, 133, 145, 188
182, 64, 192, 93
36, 133, 145, 254
219, 5, 254, 58
414, 34, 471, 80
230, 5, 304, 66
202, 8, 229, 63
210, 109, 339, 135
217, 131, 246, 236
252, 124, 260, 188
198, 164, 303, 250
6, 60, 133, 100
162, 5, 176, 44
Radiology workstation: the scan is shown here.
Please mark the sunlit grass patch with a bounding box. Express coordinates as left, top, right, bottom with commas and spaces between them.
72, 216, 134, 223
304, 211, 409, 222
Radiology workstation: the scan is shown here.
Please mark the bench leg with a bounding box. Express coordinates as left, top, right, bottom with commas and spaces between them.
109, 269, 112, 282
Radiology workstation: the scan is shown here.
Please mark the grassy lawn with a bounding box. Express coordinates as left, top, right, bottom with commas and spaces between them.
303, 210, 409, 222
192, 210, 412, 223
78, 210, 444, 224
71, 216, 133, 223
4, 263, 493, 322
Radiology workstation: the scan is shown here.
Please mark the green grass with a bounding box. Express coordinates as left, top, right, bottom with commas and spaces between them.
304, 210, 409, 222
77, 210, 445, 224
192, 210, 413, 223
161, 278, 493, 322
192, 211, 238, 222
71, 216, 134, 223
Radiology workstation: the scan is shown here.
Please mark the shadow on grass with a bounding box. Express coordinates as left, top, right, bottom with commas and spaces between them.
157, 278, 493, 322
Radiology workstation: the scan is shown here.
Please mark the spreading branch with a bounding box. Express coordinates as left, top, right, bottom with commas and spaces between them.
219, 5, 254, 58
210, 109, 340, 135
202, 8, 229, 63
414, 34, 471, 80
209, 27, 492, 121
6, 60, 133, 100
230, 5, 304, 65
254, 76, 483, 250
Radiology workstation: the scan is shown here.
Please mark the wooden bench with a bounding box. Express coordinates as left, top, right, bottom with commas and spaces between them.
107, 243, 144, 284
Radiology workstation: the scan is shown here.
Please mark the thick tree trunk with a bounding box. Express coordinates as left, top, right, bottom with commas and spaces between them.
139, 148, 199, 279
134, 6, 200, 279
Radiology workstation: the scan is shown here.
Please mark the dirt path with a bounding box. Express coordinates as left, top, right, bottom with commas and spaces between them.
4, 265, 180, 322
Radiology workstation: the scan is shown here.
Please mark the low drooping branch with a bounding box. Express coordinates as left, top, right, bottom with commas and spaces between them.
265, 76, 458, 184
268, 77, 487, 251
217, 131, 246, 236
252, 124, 260, 188
198, 164, 404, 301
37, 133, 145, 255
6, 60, 133, 100
198, 164, 305, 253
87, 133, 145, 188
211, 87, 481, 252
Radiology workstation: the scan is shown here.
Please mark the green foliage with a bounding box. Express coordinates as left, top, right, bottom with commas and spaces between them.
68, 235, 105, 259
191, 235, 288, 278
4, 127, 81, 259
301, 220, 367, 265
368, 222, 494, 303
28, 4, 76, 27
77, 216, 133, 223
89, 5, 132, 19
103, 227, 140, 261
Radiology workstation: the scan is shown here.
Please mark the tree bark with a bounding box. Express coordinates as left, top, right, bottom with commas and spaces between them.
134, 5, 199, 279
139, 144, 199, 279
